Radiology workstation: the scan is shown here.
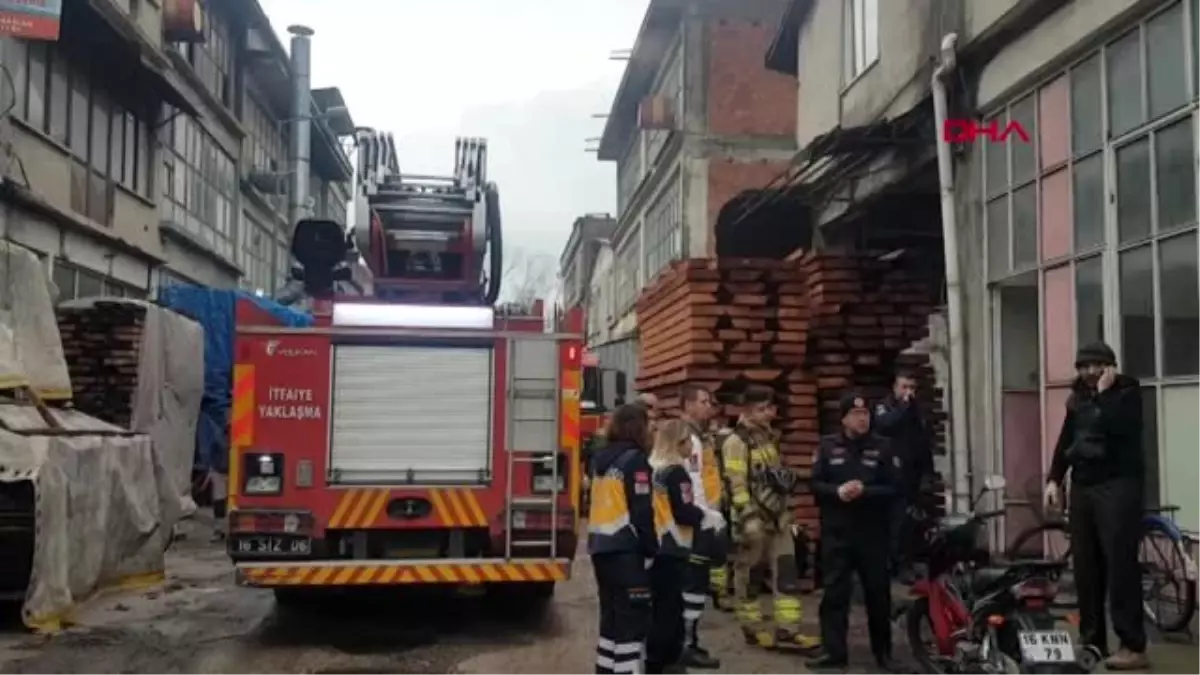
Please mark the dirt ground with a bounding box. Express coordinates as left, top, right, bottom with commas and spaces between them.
0, 514, 1195, 674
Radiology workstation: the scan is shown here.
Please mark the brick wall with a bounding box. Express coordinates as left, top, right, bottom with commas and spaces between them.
706, 158, 792, 254
706, 18, 798, 138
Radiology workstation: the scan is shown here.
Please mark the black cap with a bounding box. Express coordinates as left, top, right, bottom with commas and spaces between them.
1075, 341, 1116, 368
838, 391, 869, 419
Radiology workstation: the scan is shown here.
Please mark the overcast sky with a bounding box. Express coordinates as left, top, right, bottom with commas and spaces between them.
258, 0, 648, 273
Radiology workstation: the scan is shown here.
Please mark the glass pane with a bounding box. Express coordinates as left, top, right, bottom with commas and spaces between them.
998, 273, 1041, 389
1039, 77, 1070, 169
988, 197, 1010, 279
1073, 154, 1105, 251
1142, 385, 1160, 508
1107, 30, 1144, 137
1012, 184, 1038, 268
1117, 138, 1152, 243
76, 269, 103, 299
1071, 56, 1103, 155
1119, 245, 1156, 379
69, 65, 89, 158
1155, 118, 1197, 231
1011, 96, 1037, 184
51, 263, 74, 302
1146, 2, 1188, 119
1159, 232, 1199, 376
1045, 266, 1076, 383
1075, 256, 1105, 350
985, 115, 1008, 196
1193, 0, 1199, 99
25, 42, 46, 131
48, 51, 68, 144
1162, 385, 1199, 529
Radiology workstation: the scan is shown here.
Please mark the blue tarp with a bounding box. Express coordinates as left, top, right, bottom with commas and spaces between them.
157, 287, 313, 474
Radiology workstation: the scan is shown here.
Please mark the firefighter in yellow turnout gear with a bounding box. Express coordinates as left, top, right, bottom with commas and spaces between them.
721, 386, 821, 651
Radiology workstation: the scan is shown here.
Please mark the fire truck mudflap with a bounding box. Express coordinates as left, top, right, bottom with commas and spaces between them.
228, 299, 582, 594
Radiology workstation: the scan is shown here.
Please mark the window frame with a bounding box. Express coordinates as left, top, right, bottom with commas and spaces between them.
843, 0, 880, 85
9, 38, 155, 221
160, 115, 238, 260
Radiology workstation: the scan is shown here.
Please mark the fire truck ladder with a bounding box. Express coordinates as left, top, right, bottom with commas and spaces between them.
502, 340, 562, 561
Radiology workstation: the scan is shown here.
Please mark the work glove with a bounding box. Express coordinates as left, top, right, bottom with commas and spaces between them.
701, 508, 727, 532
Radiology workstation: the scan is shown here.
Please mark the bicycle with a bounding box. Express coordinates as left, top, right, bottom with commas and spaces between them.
1007, 504, 1198, 633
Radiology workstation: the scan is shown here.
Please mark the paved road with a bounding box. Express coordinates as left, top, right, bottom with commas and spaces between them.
0, 515, 1194, 673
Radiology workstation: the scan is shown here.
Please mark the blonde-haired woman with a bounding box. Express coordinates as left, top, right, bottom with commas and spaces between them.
645, 420, 726, 673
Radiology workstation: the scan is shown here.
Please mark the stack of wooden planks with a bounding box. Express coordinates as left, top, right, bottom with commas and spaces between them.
635, 252, 947, 575
56, 301, 147, 428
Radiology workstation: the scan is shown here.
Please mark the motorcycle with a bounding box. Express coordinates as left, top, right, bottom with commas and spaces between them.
904, 475, 1102, 674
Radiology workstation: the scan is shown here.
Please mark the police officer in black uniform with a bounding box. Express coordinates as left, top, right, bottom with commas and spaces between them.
588, 403, 658, 674
807, 393, 901, 672
873, 369, 934, 583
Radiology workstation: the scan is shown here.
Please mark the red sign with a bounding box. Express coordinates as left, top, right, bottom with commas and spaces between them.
943, 118, 1031, 144
0, 0, 62, 41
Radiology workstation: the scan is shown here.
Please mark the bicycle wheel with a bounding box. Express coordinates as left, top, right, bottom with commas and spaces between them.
1139, 517, 1198, 633
1007, 521, 1072, 563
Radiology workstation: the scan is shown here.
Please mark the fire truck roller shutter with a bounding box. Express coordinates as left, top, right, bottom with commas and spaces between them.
330, 344, 493, 484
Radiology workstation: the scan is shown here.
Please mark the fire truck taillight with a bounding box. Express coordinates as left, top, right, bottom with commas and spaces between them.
230, 510, 314, 535
243, 452, 284, 495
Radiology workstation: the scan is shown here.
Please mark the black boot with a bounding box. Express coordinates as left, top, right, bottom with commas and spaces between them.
875, 653, 903, 673
680, 645, 719, 669
805, 653, 848, 671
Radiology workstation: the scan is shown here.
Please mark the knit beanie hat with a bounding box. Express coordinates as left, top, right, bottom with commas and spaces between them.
1074, 342, 1116, 368
839, 391, 868, 420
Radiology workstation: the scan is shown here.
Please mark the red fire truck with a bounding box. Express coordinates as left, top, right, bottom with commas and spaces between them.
226, 133, 581, 602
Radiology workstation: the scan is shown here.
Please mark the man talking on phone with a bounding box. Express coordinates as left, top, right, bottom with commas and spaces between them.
1045, 342, 1148, 671
872, 369, 933, 584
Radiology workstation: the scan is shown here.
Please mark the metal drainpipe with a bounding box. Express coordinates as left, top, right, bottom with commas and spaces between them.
932, 33, 973, 515
288, 24, 314, 230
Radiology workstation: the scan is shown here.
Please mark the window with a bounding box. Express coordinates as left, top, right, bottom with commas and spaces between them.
645, 49, 681, 166
161, 115, 237, 260
1116, 138, 1151, 243
9, 39, 155, 221
1072, 154, 1104, 251
643, 175, 682, 280
1118, 246, 1155, 378
1075, 256, 1104, 350
243, 94, 288, 215
1070, 56, 1103, 155
1159, 232, 1199, 376
985, 102, 1040, 279
239, 212, 276, 294
613, 233, 640, 314
1146, 3, 1189, 119
175, 3, 233, 107
51, 260, 146, 303
843, 0, 879, 82
616, 137, 643, 217
1106, 30, 1142, 137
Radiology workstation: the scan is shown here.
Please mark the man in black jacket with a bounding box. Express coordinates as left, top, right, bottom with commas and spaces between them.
872, 369, 933, 582
807, 393, 900, 672
1045, 342, 1148, 671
